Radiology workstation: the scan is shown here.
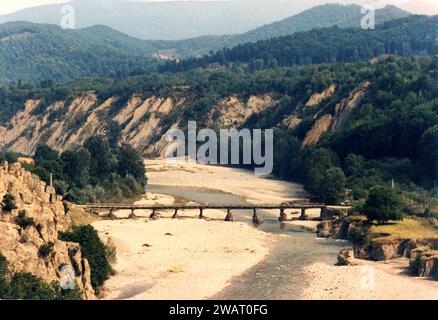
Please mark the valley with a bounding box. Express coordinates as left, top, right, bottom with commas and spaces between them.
0, 1, 437, 302
92, 160, 438, 300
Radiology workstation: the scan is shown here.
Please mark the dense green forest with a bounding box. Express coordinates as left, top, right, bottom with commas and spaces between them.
0, 12, 437, 212
4, 136, 147, 204
1, 55, 437, 212
0, 5, 411, 84
34, 139, 146, 204
0, 22, 160, 83
165, 15, 438, 71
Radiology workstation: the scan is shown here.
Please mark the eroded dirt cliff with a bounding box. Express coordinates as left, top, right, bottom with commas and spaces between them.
0, 82, 370, 155
0, 93, 278, 156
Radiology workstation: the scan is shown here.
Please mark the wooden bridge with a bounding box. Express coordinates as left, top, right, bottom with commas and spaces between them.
84, 202, 331, 223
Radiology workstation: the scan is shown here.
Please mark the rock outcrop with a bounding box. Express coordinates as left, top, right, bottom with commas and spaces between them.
0, 82, 373, 156
336, 247, 357, 266
305, 84, 336, 108
303, 81, 370, 145
0, 162, 95, 299
0, 92, 277, 157
303, 114, 333, 145
409, 248, 438, 280
208, 94, 276, 128
283, 115, 302, 129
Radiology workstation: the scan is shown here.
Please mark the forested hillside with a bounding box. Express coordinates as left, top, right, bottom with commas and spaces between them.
167, 15, 438, 71
1, 56, 437, 209
0, 4, 411, 84
0, 9, 437, 210
0, 22, 160, 83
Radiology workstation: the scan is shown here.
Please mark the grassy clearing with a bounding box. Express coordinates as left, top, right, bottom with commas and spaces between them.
69, 208, 100, 226
371, 218, 438, 240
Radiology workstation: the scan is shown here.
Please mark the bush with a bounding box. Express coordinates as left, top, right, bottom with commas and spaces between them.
0, 152, 19, 164
348, 200, 365, 216
38, 242, 55, 258
16, 210, 35, 229
0, 254, 81, 300
5, 273, 81, 300
6, 273, 59, 300
363, 185, 403, 224
59, 225, 111, 289
348, 225, 372, 246
2, 193, 17, 212
0, 254, 7, 279
0, 254, 7, 297
105, 238, 117, 265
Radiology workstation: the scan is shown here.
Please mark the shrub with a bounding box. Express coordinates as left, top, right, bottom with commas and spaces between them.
105, 238, 117, 265
0, 254, 7, 280
59, 225, 111, 289
0, 254, 7, 297
19, 234, 29, 244
0, 152, 19, 164
6, 273, 58, 300
348, 225, 372, 246
2, 194, 17, 212
348, 200, 365, 216
16, 210, 35, 229
5, 273, 80, 300
38, 241, 55, 258
0, 254, 81, 300
363, 185, 403, 224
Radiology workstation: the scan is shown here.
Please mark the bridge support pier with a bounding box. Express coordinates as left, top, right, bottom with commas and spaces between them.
225, 209, 234, 222
128, 209, 137, 219
108, 209, 116, 220
279, 208, 288, 222
199, 208, 204, 219
299, 208, 308, 220
150, 209, 158, 220
172, 209, 178, 219
253, 209, 261, 224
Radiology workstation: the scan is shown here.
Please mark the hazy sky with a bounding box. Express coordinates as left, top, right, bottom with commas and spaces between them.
0, 0, 437, 15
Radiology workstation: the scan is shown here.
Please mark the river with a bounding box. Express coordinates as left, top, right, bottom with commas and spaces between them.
147, 181, 347, 299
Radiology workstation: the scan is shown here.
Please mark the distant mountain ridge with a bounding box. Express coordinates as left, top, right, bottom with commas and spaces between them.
0, 4, 413, 83
168, 15, 438, 71
162, 4, 411, 57
0, 0, 314, 40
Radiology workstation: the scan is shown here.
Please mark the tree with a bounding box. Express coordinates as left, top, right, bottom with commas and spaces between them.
318, 167, 347, 204
363, 185, 403, 224
304, 147, 340, 198
59, 225, 112, 289
84, 136, 116, 182
2, 194, 17, 212
418, 124, 438, 186
116, 144, 147, 187
60, 149, 91, 188
34, 144, 59, 163
106, 120, 122, 149
345, 153, 365, 177
33, 145, 64, 181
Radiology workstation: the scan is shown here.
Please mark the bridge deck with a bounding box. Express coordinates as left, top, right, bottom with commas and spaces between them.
84, 203, 327, 210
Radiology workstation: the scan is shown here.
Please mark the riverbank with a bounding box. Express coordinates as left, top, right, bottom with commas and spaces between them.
95, 217, 275, 299
302, 259, 438, 299
93, 159, 438, 300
